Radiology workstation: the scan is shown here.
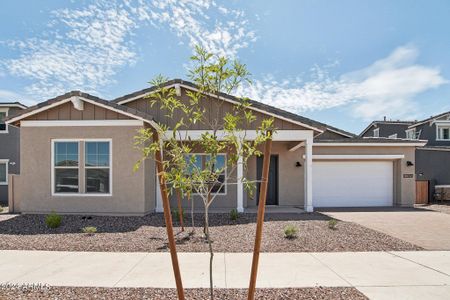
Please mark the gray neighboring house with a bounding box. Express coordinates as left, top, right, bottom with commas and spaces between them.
360, 112, 450, 199
0, 102, 27, 204
360, 119, 415, 139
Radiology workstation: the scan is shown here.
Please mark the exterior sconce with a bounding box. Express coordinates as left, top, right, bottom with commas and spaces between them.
295, 161, 302, 167
406, 161, 414, 166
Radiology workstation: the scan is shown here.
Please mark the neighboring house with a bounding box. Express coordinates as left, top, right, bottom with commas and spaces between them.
360, 111, 450, 199
360, 119, 415, 139
0, 102, 27, 205
5, 79, 425, 215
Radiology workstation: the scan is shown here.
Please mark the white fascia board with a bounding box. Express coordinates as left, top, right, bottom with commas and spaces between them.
21, 120, 144, 127
314, 142, 427, 147
304, 155, 405, 160
117, 83, 324, 133
5, 98, 72, 125
5, 96, 160, 130
164, 130, 314, 141
0, 103, 27, 109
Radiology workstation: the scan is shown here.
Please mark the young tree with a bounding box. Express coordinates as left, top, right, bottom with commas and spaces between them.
134, 46, 274, 300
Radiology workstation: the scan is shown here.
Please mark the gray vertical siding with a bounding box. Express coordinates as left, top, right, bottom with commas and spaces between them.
416, 149, 450, 186
0, 125, 20, 204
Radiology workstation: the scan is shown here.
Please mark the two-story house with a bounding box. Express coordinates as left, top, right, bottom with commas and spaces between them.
360, 112, 450, 201
0, 102, 27, 205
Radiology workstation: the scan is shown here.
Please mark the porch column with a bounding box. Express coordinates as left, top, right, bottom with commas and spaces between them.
304, 137, 313, 212
237, 150, 244, 213
156, 175, 163, 212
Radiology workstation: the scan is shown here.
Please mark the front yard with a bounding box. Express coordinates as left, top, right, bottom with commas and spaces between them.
0, 212, 420, 252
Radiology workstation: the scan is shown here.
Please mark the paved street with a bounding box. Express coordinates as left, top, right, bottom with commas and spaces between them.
0, 250, 449, 299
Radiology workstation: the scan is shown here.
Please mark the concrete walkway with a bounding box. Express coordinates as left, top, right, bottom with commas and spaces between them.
1, 250, 450, 299
323, 209, 450, 250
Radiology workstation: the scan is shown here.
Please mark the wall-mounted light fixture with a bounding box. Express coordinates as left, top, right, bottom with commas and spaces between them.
406, 161, 414, 166
295, 161, 302, 167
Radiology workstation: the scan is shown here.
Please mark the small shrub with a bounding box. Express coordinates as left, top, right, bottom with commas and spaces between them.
328, 219, 338, 230
0, 205, 3, 213
230, 209, 239, 221
284, 224, 298, 239
172, 207, 185, 223
82, 226, 97, 235
45, 212, 62, 229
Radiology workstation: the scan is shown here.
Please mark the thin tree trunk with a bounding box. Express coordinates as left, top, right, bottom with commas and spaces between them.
153, 131, 185, 300
248, 134, 273, 300
176, 189, 185, 232
205, 192, 214, 300
189, 192, 195, 233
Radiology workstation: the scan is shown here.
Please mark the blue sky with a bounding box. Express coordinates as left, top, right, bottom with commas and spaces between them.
1, 0, 450, 133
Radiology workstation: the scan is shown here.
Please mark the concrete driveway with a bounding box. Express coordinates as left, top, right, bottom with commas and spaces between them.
322, 208, 450, 250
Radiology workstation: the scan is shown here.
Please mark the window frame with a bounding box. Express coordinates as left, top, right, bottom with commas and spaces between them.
406, 128, 417, 140
373, 128, 380, 137
0, 108, 9, 134
84, 141, 112, 195
184, 153, 227, 195
0, 159, 9, 185
51, 139, 112, 197
436, 125, 450, 141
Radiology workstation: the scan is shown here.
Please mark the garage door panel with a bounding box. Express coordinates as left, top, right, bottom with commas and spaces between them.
313, 161, 393, 207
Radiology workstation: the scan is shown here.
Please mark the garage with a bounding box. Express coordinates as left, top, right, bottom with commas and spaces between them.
312, 160, 394, 207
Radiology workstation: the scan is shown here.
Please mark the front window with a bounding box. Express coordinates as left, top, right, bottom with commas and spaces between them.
53, 140, 111, 195
0, 161, 8, 185
185, 154, 226, 194
0, 111, 7, 132
85, 142, 110, 193
437, 126, 450, 141
54, 142, 79, 193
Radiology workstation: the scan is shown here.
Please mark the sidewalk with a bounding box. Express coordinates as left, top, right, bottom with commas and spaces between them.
0, 250, 449, 299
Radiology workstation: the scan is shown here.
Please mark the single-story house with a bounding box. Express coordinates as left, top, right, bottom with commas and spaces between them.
6, 79, 426, 215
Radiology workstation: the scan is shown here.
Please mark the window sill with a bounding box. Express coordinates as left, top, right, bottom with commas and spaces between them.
436, 139, 450, 142
0, 182, 8, 185
52, 193, 112, 197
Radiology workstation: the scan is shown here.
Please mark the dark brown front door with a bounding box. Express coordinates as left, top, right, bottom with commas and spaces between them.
256, 155, 279, 205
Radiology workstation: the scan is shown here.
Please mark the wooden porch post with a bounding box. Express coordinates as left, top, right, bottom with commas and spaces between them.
247, 133, 273, 300
153, 131, 185, 300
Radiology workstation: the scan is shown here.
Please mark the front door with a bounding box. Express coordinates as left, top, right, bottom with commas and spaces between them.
256, 155, 279, 205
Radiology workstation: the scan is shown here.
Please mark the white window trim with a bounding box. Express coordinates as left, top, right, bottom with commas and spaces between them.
185, 153, 227, 196
436, 124, 450, 141
0, 159, 9, 185
405, 128, 416, 140
0, 108, 9, 134
51, 139, 112, 197
388, 133, 398, 139
373, 128, 380, 137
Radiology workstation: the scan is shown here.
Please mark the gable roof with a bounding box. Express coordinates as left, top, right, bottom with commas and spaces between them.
408, 110, 450, 129
0, 102, 28, 109
5, 91, 156, 127
113, 79, 356, 138
359, 120, 415, 137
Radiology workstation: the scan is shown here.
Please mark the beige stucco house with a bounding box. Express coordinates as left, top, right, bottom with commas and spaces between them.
6, 79, 426, 215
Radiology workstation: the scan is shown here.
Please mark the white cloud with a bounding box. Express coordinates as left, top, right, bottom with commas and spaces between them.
0, 89, 34, 106
0, 0, 256, 100
236, 45, 447, 121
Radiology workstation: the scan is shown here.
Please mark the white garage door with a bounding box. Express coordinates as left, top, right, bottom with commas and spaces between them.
313, 161, 393, 207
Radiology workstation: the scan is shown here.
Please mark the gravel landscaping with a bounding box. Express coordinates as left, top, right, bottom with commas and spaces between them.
0, 213, 421, 252
0, 286, 367, 300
